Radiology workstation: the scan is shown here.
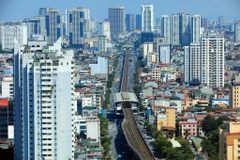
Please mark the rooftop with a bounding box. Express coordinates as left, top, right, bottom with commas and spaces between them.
114, 92, 139, 103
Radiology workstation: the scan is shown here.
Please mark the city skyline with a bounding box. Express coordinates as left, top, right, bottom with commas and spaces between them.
1, 0, 240, 21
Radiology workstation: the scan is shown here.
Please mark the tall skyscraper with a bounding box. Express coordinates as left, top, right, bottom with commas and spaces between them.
108, 6, 125, 36
171, 13, 190, 46
171, 14, 180, 45
125, 14, 135, 32
161, 15, 171, 43
14, 38, 75, 160
82, 8, 91, 38
141, 4, 154, 32
136, 14, 142, 30
191, 15, 201, 43
184, 43, 201, 85
67, 7, 87, 46
44, 8, 63, 44
201, 18, 207, 29
23, 16, 46, 40
39, 8, 47, 16
201, 33, 224, 87
235, 21, 240, 43
218, 16, 224, 27
98, 21, 110, 40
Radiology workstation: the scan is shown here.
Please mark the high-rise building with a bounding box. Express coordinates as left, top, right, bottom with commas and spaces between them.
157, 38, 171, 64
219, 121, 240, 160
218, 16, 224, 27
67, 7, 87, 46
161, 15, 171, 43
184, 43, 201, 85
44, 8, 63, 44
155, 17, 161, 29
201, 18, 207, 29
1, 24, 27, 50
201, 33, 224, 87
171, 14, 180, 45
82, 8, 91, 38
98, 36, 107, 53
143, 42, 153, 59
141, 4, 154, 32
191, 15, 201, 43
125, 14, 135, 32
14, 38, 75, 160
98, 21, 110, 40
108, 6, 125, 36
136, 14, 142, 30
171, 13, 190, 46
23, 16, 46, 40
235, 21, 240, 43
230, 76, 240, 108
39, 8, 47, 16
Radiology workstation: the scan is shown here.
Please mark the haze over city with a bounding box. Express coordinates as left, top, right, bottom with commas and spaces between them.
1, 0, 240, 21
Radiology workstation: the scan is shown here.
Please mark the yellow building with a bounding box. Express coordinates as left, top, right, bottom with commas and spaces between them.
219, 121, 240, 160
230, 76, 240, 108
157, 107, 176, 130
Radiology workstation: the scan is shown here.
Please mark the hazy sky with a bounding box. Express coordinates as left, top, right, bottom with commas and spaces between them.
1, 0, 240, 21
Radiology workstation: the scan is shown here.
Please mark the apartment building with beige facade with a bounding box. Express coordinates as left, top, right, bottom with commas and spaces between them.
219, 121, 240, 160
230, 76, 240, 108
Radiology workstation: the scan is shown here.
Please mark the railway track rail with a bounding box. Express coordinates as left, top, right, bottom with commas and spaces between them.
120, 49, 155, 160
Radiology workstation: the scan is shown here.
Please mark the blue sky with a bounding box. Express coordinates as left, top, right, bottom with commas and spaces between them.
0, 0, 240, 21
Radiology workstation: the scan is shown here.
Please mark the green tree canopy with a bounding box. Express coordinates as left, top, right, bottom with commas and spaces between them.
202, 115, 218, 134
217, 116, 230, 126
166, 148, 184, 160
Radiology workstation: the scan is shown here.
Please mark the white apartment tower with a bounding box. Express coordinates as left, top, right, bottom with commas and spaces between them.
191, 15, 201, 43
67, 7, 86, 46
201, 34, 224, 87
108, 6, 125, 36
157, 38, 171, 64
45, 8, 63, 44
98, 21, 110, 40
235, 21, 240, 43
171, 14, 179, 45
141, 4, 154, 32
161, 15, 171, 43
14, 38, 75, 160
1, 24, 27, 50
184, 43, 201, 85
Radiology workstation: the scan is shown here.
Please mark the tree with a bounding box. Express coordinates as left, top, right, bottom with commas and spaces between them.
155, 135, 172, 156
201, 139, 218, 160
201, 115, 218, 134
166, 148, 184, 160
142, 68, 150, 73
175, 137, 195, 160
184, 129, 190, 139
166, 130, 175, 139
217, 116, 230, 127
